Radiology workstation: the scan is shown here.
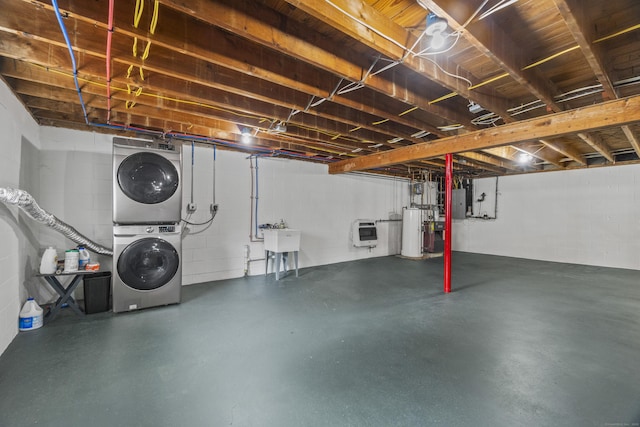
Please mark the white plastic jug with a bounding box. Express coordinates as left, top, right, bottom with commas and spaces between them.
39, 247, 58, 274
64, 249, 79, 273
19, 298, 43, 331
77, 247, 90, 270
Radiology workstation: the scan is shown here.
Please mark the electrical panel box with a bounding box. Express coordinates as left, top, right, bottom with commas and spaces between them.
411, 182, 423, 195
452, 189, 467, 220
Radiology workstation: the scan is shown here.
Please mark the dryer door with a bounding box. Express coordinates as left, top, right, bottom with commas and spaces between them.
117, 238, 180, 290
117, 152, 179, 204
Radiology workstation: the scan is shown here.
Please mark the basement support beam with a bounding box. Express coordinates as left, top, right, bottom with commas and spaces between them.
329, 95, 640, 173
444, 153, 452, 294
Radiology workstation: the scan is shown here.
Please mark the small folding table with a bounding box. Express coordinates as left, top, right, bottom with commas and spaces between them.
37, 271, 97, 321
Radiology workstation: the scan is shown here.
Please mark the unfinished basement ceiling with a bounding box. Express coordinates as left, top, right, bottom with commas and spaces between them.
1, 0, 640, 177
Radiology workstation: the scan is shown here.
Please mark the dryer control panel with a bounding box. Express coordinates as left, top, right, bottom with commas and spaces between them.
159, 225, 176, 233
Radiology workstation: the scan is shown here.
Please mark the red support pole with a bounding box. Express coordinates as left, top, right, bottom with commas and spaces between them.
444, 153, 453, 293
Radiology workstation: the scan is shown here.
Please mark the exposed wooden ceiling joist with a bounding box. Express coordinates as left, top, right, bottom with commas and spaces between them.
553, 0, 617, 100
329, 95, 640, 173
621, 126, 640, 158
422, 0, 562, 114
0, 0, 638, 178
278, 0, 512, 120
156, 0, 472, 129
577, 132, 615, 163
539, 139, 587, 166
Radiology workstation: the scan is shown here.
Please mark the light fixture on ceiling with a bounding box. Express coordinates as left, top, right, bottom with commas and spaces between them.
274, 122, 287, 133
267, 120, 287, 134
468, 102, 484, 114
518, 153, 533, 164
241, 127, 252, 144
425, 13, 448, 49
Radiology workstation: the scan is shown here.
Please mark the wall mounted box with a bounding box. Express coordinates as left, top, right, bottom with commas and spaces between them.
352, 220, 378, 248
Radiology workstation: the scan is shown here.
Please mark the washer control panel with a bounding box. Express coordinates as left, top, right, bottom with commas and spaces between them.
158, 225, 176, 233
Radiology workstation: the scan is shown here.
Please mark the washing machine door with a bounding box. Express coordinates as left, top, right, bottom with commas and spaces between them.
117, 238, 180, 291
117, 152, 179, 205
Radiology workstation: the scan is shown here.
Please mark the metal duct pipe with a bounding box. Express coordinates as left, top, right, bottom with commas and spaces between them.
0, 187, 113, 256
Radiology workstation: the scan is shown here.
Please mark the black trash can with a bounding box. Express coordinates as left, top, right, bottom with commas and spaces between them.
83, 272, 112, 314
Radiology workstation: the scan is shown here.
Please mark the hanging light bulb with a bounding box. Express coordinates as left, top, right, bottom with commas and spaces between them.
241, 128, 252, 144
425, 13, 448, 50
431, 31, 446, 49
518, 153, 533, 163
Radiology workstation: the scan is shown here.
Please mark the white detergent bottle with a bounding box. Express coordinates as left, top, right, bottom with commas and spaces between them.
77, 247, 90, 270
19, 298, 43, 331
39, 247, 58, 274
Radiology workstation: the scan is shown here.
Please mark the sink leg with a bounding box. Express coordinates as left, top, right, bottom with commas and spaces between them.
283, 252, 288, 273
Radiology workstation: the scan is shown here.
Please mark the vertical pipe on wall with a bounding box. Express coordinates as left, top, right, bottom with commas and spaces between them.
212, 144, 216, 205
248, 156, 263, 242
444, 153, 453, 293
494, 176, 499, 219
190, 141, 195, 206
255, 156, 260, 238
249, 157, 255, 240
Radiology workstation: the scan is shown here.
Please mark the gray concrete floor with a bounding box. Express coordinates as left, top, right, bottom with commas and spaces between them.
1, 253, 639, 427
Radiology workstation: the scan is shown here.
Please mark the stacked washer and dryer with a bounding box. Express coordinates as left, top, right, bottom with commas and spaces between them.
112, 138, 183, 313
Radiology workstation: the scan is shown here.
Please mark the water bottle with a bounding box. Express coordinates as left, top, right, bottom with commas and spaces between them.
19, 298, 43, 331
77, 247, 90, 270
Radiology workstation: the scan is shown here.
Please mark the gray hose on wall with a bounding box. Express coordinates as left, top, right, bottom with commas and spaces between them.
0, 187, 113, 256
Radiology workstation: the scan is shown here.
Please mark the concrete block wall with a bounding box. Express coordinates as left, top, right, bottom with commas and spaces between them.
36, 129, 114, 269
452, 165, 640, 270
35, 129, 115, 302
180, 144, 408, 284
32, 132, 407, 288
0, 79, 41, 355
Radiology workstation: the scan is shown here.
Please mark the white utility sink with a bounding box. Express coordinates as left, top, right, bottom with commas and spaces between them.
263, 229, 301, 252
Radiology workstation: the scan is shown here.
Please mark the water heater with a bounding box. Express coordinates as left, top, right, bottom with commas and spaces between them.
401, 208, 423, 257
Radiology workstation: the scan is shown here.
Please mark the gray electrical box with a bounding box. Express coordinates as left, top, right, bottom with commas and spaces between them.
411, 182, 423, 195
452, 189, 467, 219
